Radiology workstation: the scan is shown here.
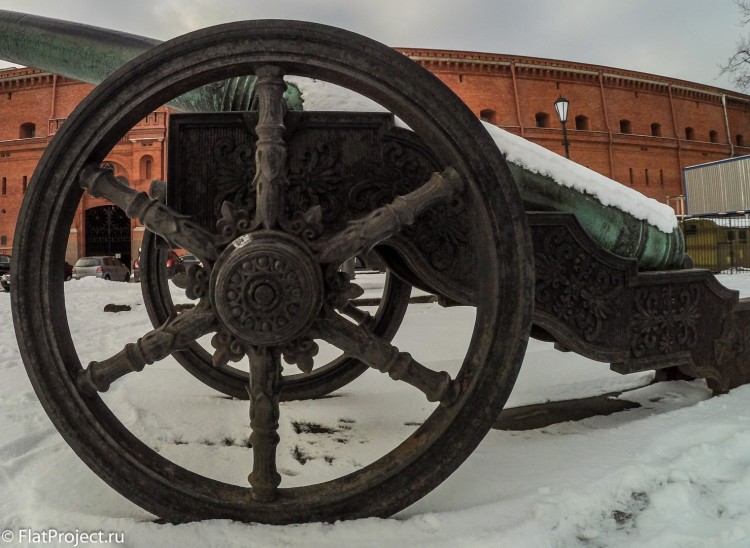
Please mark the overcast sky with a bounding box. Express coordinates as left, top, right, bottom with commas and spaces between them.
0, 0, 747, 92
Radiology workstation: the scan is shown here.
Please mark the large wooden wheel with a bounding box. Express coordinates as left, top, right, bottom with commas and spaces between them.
12, 20, 533, 524
139, 228, 412, 400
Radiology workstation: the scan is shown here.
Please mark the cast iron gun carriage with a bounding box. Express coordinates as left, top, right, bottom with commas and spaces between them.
5, 11, 750, 524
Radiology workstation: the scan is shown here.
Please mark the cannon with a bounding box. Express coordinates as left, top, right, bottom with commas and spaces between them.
7, 12, 750, 525
0, 10, 684, 271
0, 9, 686, 401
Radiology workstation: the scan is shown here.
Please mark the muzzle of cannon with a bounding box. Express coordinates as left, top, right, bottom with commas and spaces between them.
0, 9, 683, 271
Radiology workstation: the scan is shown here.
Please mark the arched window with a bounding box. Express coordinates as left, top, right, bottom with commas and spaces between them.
685, 127, 695, 140
619, 119, 632, 134
575, 115, 589, 130
140, 155, 154, 180
479, 109, 497, 124
19, 122, 35, 139
651, 123, 662, 137
535, 112, 550, 128
709, 130, 719, 143
100, 162, 128, 179
737, 134, 745, 147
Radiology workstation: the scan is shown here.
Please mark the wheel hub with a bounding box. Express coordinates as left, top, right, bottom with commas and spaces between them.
211, 231, 323, 346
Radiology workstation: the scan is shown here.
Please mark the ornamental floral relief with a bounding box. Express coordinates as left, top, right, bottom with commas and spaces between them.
288, 140, 344, 225
535, 231, 624, 343
211, 136, 257, 214
630, 284, 700, 357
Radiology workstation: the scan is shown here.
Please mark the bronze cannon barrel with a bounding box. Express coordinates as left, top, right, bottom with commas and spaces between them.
0, 9, 683, 269
0, 9, 302, 112
508, 164, 685, 270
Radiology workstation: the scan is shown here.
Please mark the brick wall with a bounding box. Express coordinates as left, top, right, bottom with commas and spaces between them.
0, 69, 166, 258
2, 52, 750, 257
399, 48, 750, 209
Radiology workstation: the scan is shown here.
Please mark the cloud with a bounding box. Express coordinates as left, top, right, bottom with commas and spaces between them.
0, 0, 744, 90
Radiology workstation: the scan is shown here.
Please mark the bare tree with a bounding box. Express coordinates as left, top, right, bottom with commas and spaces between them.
722, 0, 750, 89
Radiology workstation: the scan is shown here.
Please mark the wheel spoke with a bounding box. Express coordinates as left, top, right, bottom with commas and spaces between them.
317, 168, 464, 266
315, 310, 459, 405
79, 164, 219, 263
77, 306, 218, 394
252, 65, 288, 230
246, 346, 282, 501
337, 302, 374, 328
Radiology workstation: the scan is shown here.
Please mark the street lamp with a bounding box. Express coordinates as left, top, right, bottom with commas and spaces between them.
554, 95, 570, 159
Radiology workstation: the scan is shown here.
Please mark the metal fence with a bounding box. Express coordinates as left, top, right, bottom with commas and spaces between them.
680, 214, 750, 274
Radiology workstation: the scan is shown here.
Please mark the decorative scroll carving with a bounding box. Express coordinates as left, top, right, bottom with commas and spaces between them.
287, 141, 343, 226
714, 317, 750, 376
346, 141, 471, 275
348, 140, 433, 214
630, 285, 701, 357
282, 337, 319, 374
707, 312, 750, 393
181, 264, 210, 301
216, 201, 252, 243
210, 328, 247, 367
211, 136, 257, 214
167, 112, 478, 304
535, 230, 625, 343
318, 168, 464, 267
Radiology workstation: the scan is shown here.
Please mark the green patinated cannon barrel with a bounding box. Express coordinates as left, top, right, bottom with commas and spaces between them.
0, 10, 302, 112
0, 9, 683, 270
509, 165, 685, 270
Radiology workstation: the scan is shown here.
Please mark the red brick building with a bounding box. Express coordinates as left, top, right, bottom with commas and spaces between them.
2, 50, 750, 265
0, 68, 166, 266
402, 49, 750, 211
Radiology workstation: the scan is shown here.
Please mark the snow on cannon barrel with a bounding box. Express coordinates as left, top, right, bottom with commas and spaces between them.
0, 9, 684, 271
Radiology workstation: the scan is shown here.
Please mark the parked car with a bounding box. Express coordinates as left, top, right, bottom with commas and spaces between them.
2, 260, 95, 292
1, 255, 10, 292
72, 256, 130, 282
132, 248, 180, 283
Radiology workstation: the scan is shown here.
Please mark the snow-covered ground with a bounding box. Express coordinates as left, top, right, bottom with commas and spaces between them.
2, 274, 750, 547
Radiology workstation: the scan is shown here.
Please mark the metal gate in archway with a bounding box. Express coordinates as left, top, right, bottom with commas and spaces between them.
84, 205, 131, 268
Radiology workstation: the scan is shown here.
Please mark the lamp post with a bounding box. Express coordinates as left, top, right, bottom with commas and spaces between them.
554, 95, 570, 159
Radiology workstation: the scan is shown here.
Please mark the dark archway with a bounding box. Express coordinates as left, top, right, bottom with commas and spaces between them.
84, 205, 131, 268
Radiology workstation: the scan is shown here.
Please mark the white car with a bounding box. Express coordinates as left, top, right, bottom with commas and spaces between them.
72, 256, 130, 282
